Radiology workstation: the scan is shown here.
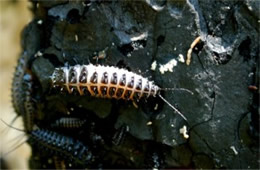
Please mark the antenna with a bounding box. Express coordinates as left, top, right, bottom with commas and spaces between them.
0, 119, 28, 157
2, 140, 28, 157
1, 119, 25, 132
1, 115, 19, 134
158, 94, 187, 121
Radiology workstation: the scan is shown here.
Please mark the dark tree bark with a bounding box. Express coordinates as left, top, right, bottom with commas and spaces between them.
15, 0, 259, 169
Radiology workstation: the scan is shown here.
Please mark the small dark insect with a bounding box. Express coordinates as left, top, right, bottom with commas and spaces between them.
51, 117, 87, 129
29, 129, 94, 165
51, 64, 188, 120
112, 125, 129, 146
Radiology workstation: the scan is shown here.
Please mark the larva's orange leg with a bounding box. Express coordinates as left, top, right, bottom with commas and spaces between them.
186, 36, 201, 65
132, 101, 138, 108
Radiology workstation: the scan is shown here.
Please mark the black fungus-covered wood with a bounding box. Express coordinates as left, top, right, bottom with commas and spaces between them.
14, 0, 259, 169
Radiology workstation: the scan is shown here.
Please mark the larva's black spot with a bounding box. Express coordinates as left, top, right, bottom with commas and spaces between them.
124, 90, 132, 99
70, 86, 79, 95
79, 67, 88, 83
119, 74, 126, 86
91, 86, 98, 95
69, 68, 77, 83
101, 72, 108, 84
111, 73, 117, 85
136, 79, 142, 90
127, 76, 134, 88
81, 87, 89, 95
100, 86, 107, 96
116, 88, 124, 98
109, 87, 116, 96
90, 72, 98, 84
29, 129, 94, 165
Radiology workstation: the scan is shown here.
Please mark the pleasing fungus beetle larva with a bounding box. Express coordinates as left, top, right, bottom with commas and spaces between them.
11, 52, 36, 132
51, 64, 188, 120
23, 73, 35, 132
11, 53, 29, 116
29, 129, 94, 165
51, 117, 87, 129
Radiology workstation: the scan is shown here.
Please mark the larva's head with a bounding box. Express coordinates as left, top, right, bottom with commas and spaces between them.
51, 67, 66, 87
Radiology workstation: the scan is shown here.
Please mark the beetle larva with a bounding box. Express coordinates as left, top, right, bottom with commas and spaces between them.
23, 73, 35, 132
51, 117, 87, 129
29, 129, 94, 165
51, 64, 159, 100
11, 53, 29, 116
51, 64, 187, 120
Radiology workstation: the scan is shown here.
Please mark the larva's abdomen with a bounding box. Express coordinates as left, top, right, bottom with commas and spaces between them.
23, 73, 35, 132
51, 118, 87, 129
11, 53, 28, 116
51, 64, 160, 101
29, 129, 94, 165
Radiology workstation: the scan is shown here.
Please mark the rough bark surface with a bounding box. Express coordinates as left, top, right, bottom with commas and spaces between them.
16, 0, 259, 169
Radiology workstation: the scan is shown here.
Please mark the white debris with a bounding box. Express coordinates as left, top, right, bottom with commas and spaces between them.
130, 32, 148, 41
146, 121, 153, 126
37, 20, 43, 25
151, 60, 157, 71
159, 59, 177, 74
34, 51, 43, 57
75, 34, 78, 42
154, 103, 158, 110
178, 54, 185, 63
179, 125, 189, 139
230, 146, 238, 155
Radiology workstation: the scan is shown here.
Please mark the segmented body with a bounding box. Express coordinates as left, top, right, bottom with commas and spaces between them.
11, 52, 36, 132
112, 125, 128, 146
51, 118, 87, 129
11, 53, 29, 115
23, 73, 35, 132
51, 64, 160, 101
29, 129, 94, 165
